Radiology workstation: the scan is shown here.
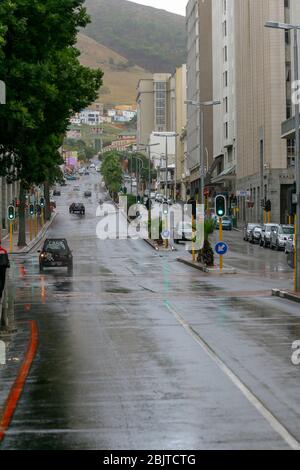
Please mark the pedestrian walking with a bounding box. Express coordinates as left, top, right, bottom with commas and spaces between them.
0, 241, 10, 298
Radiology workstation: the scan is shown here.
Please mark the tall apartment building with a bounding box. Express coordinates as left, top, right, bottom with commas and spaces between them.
136, 71, 188, 198
234, 0, 300, 224
185, 0, 300, 221
211, 0, 237, 201
175, 65, 188, 200
136, 73, 172, 148
186, 0, 213, 198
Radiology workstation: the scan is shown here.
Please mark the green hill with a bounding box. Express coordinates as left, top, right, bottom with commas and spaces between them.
83, 0, 186, 73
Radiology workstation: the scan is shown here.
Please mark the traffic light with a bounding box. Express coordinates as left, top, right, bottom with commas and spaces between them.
7, 205, 15, 221
287, 184, 296, 216
40, 197, 45, 207
29, 204, 35, 216
215, 195, 226, 217
265, 199, 272, 213
162, 203, 169, 215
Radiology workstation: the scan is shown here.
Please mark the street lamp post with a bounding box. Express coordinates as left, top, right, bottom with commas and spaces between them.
265, 21, 300, 291
139, 143, 160, 195
134, 156, 144, 203
185, 100, 221, 205
153, 133, 179, 199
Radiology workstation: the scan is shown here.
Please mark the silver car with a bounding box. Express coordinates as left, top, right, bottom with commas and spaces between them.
260, 224, 280, 248
270, 225, 294, 251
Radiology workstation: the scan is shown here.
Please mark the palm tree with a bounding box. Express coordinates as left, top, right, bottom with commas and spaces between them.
197, 218, 215, 266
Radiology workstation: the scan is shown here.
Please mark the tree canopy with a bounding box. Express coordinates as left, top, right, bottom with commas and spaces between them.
0, 0, 103, 186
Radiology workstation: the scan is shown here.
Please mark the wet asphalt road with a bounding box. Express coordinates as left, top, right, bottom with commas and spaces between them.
1, 172, 300, 450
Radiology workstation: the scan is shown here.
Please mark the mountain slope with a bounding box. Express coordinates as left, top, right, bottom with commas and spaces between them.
83, 0, 186, 73
77, 32, 150, 105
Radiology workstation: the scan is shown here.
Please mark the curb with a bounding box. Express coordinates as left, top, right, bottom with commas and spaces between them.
10, 212, 58, 255
272, 288, 300, 304
177, 257, 237, 274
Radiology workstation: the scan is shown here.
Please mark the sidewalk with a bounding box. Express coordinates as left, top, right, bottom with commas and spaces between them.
1, 212, 58, 255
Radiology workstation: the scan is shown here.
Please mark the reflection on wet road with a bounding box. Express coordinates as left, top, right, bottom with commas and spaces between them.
1, 173, 300, 450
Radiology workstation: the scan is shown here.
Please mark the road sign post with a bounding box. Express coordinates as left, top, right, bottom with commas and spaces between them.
215, 239, 229, 273
219, 218, 223, 272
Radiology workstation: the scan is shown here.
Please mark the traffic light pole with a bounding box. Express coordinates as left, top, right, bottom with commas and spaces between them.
9, 221, 13, 253
294, 28, 300, 292
219, 217, 223, 272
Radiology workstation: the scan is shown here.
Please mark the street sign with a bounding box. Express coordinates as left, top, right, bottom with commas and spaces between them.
215, 242, 228, 256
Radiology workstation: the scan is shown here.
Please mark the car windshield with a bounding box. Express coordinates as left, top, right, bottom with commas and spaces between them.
44, 240, 68, 252
280, 226, 294, 235
248, 224, 257, 229
223, 217, 231, 221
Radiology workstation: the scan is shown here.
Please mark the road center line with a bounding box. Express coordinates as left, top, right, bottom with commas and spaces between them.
0, 320, 38, 442
165, 300, 300, 450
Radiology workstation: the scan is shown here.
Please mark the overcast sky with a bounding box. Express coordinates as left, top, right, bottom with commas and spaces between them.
128, 0, 187, 16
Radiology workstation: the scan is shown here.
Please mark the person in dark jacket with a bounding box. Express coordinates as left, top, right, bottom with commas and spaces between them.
0, 242, 10, 298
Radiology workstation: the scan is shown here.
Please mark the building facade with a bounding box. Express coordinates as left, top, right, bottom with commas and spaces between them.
186, 0, 213, 199
210, 0, 237, 207
234, 0, 300, 224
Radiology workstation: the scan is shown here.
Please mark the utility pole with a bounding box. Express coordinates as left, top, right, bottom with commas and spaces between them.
165, 135, 168, 199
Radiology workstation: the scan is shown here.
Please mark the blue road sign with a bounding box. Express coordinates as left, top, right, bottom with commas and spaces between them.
215, 242, 228, 256
161, 230, 170, 240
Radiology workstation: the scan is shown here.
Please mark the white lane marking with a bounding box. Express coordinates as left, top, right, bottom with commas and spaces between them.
165, 301, 300, 450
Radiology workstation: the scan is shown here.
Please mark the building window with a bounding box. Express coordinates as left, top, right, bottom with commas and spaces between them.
223, 21, 227, 37
224, 122, 228, 140
223, 0, 227, 15
224, 97, 228, 114
223, 71, 228, 87
224, 46, 228, 63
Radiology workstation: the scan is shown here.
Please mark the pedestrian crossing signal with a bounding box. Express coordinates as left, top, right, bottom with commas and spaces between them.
7, 205, 15, 221
40, 197, 45, 208
215, 195, 226, 217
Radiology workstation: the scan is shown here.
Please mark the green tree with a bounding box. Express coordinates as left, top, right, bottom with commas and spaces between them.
101, 151, 123, 198
0, 0, 103, 245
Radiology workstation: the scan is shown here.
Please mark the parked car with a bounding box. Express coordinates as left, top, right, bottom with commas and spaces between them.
174, 221, 193, 244
216, 216, 233, 231
84, 171, 90, 176
84, 191, 92, 198
60, 179, 67, 187
249, 225, 263, 244
73, 186, 80, 191
69, 203, 85, 215
260, 224, 280, 248
243, 223, 258, 241
65, 175, 77, 181
270, 225, 294, 251
53, 189, 61, 196
39, 238, 73, 273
